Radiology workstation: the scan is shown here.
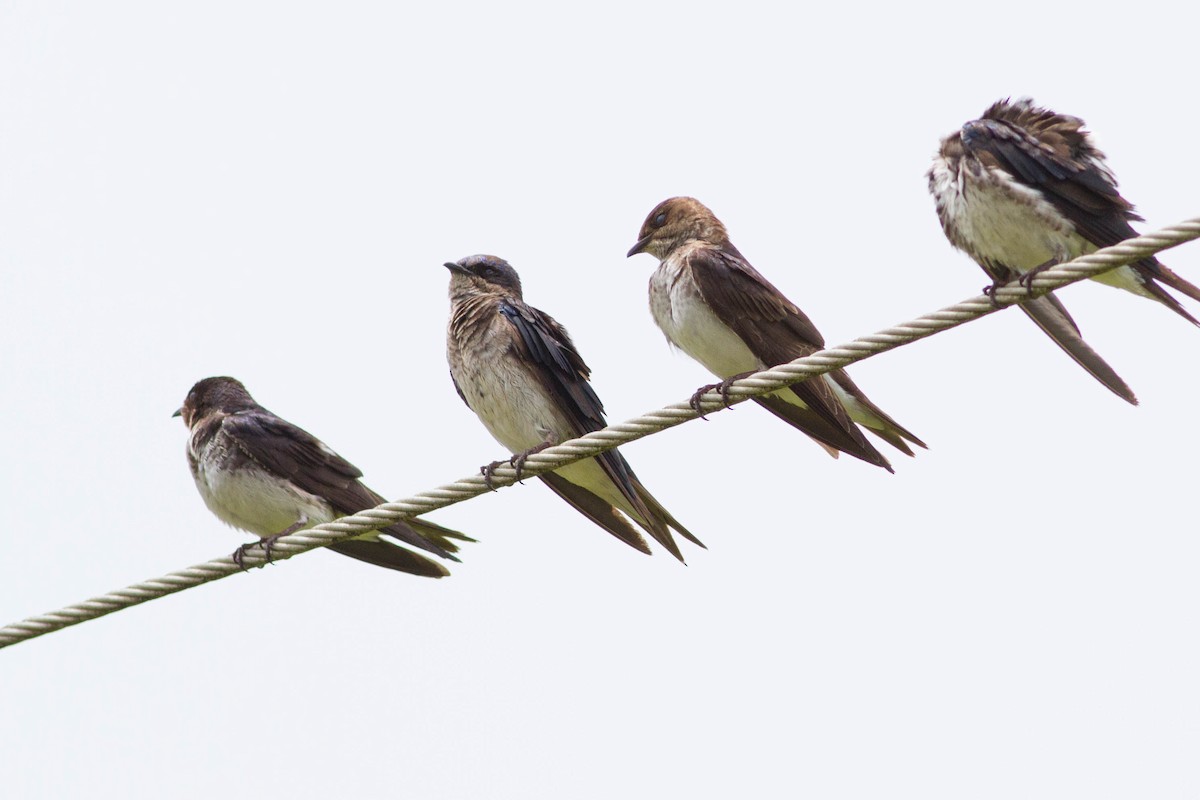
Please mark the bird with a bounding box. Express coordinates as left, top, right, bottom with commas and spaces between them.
176, 376, 472, 577
928, 97, 1200, 405
627, 196, 925, 473
444, 254, 702, 562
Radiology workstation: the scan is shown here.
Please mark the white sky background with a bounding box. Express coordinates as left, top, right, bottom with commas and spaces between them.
2, 2, 1198, 797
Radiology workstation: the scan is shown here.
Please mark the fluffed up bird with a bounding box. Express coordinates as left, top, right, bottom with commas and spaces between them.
445, 254, 703, 562
176, 376, 472, 577
928, 97, 1200, 405
628, 196, 925, 473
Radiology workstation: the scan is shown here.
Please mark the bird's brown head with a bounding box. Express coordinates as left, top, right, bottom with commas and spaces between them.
175, 376, 256, 426
444, 254, 524, 300
626, 196, 729, 260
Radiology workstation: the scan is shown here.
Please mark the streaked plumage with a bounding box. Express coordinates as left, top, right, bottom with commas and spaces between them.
177, 376, 471, 577
628, 196, 925, 472
445, 255, 702, 562
928, 97, 1200, 404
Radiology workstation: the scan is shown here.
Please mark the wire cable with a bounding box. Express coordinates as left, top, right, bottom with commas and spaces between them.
2, 218, 1197, 650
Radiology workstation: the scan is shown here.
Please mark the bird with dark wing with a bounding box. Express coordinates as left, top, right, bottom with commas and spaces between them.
628, 196, 925, 472
928, 97, 1200, 404
445, 254, 702, 562
177, 376, 472, 577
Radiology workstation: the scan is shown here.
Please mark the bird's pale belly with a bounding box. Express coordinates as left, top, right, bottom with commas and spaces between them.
452, 357, 569, 455
955, 172, 1150, 298
650, 268, 762, 378
194, 452, 333, 538
650, 264, 814, 410
959, 180, 1081, 271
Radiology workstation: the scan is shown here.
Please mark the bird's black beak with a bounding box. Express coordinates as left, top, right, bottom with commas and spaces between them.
172, 407, 183, 418
444, 261, 472, 275
626, 236, 651, 258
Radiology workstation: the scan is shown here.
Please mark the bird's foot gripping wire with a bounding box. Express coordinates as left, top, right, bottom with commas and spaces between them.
689, 372, 753, 420
481, 442, 553, 490
982, 280, 1005, 307
232, 519, 307, 570
1018, 258, 1059, 296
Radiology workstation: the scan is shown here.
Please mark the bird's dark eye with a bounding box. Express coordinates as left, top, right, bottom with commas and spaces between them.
652, 211, 668, 228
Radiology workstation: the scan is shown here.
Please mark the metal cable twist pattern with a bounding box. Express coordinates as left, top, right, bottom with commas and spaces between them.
2, 217, 1198, 650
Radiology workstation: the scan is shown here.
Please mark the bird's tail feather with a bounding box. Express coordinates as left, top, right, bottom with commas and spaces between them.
579, 448, 699, 562
631, 475, 706, 554
1140, 259, 1200, 326
539, 472, 653, 556
1146, 259, 1200, 304
754, 395, 894, 473
328, 539, 451, 578
1019, 293, 1139, 405
827, 370, 928, 456
397, 517, 475, 560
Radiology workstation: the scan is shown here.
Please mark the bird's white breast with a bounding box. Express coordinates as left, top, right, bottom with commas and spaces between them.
649, 252, 763, 379
449, 327, 572, 455
189, 429, 334, 538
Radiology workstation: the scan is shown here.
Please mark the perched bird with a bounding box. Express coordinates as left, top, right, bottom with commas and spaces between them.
928, 97, 1200, 404
176, 376, 471, 577
628, 196, 925, 472
444, 254, 702, 562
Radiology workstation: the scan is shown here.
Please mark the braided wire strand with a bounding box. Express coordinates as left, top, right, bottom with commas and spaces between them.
2, 218, 1197, 650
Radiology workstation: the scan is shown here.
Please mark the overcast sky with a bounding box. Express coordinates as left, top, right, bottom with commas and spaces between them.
2, 3, 1198, 798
